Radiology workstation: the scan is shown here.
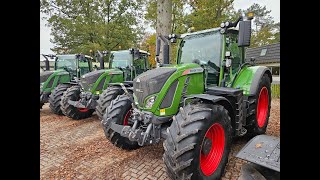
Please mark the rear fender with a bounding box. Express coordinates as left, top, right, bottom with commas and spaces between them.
249, 67, 272, 95
232, 66, 272, 96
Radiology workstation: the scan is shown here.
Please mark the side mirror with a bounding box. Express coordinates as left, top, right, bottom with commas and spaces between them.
162, 44, 169, 64
238, 20, 251, 47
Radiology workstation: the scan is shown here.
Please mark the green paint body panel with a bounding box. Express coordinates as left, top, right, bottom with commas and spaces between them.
230, 65, 260, 95
41, 69, 71, 93
134, 63, 204, 116
87, 69, 124, 95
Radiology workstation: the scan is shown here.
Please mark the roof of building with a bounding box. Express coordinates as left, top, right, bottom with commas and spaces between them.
245, 42, 280, 64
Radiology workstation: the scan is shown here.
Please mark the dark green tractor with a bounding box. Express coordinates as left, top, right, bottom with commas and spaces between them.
59, 49, 150, 120
40, 54, 93, 109
102, 13, 272, 179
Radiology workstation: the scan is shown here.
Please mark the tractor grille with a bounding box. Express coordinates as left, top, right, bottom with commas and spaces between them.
133, 68, 177, 106
80, 69, 105, 90
40, 71, 54, 83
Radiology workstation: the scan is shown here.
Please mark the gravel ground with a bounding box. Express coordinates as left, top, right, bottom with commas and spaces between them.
40, 99, 280, 180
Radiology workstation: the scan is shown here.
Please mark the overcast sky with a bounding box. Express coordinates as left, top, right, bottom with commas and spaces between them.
40, 0, 280, 54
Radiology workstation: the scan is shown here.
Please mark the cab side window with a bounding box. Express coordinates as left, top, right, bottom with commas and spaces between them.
226, 35, 242, 73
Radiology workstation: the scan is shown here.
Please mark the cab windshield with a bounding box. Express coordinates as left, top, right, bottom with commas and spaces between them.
55, 55, 77, 71
56, 55, 90, 75
179, 31, 222, 69
110, 51, 132, 68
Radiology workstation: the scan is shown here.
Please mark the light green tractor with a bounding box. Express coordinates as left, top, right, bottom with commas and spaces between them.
40, 54, 93, 109
102, 13, 272, 179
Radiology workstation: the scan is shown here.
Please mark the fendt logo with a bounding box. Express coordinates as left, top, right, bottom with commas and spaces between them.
182, 67, 204, 75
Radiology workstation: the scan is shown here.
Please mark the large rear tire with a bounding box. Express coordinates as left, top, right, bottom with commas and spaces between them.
48, 84, 71, 115
246, 74, 271, 136
101, 94, 140, 150
96, 86, 124, 120
163, 103, 232, 180
60, 86, 94, 120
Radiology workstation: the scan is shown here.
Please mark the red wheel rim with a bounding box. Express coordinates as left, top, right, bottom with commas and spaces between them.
256, 87, 269, 128
123, 110, 131, 125
78, 108, 89, 112
200, 123, 225, 176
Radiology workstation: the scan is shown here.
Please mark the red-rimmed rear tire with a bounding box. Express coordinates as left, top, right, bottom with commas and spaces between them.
163, 103, 232, 180
246, 74, 271, 135
101, 94, 140, 150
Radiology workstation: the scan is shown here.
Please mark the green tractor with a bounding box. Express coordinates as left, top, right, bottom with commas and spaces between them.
40, 54, 94, 109
59, 49, 150, 120
102, 13, 272, 179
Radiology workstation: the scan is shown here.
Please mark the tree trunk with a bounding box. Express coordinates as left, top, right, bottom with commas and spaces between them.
156, 0, 172, 64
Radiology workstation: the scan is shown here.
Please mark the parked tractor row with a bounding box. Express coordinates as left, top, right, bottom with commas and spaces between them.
40, 12, 276, 180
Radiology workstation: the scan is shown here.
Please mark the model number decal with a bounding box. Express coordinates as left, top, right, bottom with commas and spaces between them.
182, 67, 204, 75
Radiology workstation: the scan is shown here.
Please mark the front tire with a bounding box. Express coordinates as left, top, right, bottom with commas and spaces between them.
48, 84, 71, 115
163, 103, 232, 180
60, 86, 94, 120
96, 86, 124, 120
101, 94, 140, 150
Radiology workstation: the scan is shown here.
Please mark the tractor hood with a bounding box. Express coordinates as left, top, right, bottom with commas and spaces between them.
40, 69, 69, 83
80, 68, 123, 91
133, 67, 177, 106
132, 63, 204, 112
40, 71, 54, 83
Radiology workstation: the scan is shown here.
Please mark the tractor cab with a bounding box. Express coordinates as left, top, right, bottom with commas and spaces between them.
55, 54, 93, 79
109, 49, 150, 81
171, 25, 248, 89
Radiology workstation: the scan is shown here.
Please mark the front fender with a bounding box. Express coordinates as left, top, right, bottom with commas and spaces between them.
186, 94, 234, 119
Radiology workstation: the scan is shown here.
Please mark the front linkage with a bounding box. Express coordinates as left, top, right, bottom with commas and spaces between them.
67, 91, 99, 110
107, 105, 165, 146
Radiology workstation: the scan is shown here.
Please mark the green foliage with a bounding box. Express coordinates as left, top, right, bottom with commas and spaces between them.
271, 84, 280, 98
140, 33, 157, 68
185, 0, 235, 31
40, 0, 146, 54
146, 0, 236, 34
238, 3, 280, 47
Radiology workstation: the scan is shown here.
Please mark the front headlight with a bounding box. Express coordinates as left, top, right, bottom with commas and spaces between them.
145, 96, 156, 109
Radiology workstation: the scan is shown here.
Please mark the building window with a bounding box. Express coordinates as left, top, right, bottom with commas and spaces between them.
260, 49, 267, 56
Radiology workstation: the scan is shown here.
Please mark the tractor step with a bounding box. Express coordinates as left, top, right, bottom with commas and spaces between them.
236, 135, 280, 172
